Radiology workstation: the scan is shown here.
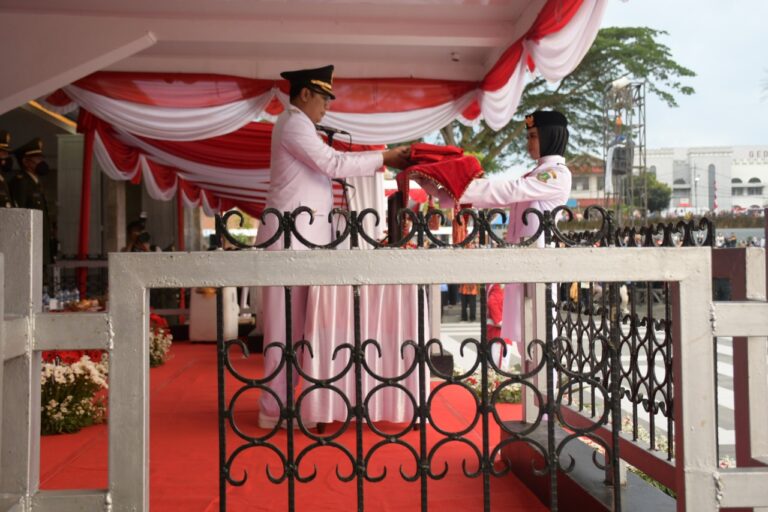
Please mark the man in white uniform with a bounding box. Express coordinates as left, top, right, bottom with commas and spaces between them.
256, 65, 410, 428
425, 110, 572, 367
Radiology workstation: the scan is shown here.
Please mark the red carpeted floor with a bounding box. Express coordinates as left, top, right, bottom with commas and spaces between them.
40, 342, 546, 511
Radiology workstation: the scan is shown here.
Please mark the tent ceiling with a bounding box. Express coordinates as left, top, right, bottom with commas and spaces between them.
0, 0, 535, 21
2, 0, 607, 220
0, 0, 544, 80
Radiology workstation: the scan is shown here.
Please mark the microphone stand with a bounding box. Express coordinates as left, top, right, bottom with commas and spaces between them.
320, 129, 353, 240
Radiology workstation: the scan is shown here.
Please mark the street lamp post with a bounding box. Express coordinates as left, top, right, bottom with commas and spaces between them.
693, 172, 700, 215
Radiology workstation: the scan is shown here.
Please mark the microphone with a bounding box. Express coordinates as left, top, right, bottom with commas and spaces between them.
315, 124, 350, 136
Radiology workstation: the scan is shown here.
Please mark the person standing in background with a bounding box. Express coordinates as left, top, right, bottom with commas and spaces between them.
423, 110, 572, 363
486, 283, 511, 369
459, 282, 477, 322
11, 138, 53, 264
0, 130, 15, 207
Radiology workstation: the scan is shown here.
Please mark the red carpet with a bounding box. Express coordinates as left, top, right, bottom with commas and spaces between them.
40, 343, 546, 511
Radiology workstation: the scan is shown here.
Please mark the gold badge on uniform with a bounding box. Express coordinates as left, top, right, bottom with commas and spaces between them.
536, 170, 557, 183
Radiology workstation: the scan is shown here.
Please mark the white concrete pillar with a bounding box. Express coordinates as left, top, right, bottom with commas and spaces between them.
104, 180, 126, 254
0, 209, 43, 503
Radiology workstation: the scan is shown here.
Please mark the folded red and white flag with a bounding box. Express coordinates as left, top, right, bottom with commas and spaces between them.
396, 143, 483, 204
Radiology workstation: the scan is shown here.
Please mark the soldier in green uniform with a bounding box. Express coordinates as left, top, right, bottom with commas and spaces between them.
10, 138, 53, 263
0, 130, 15, 207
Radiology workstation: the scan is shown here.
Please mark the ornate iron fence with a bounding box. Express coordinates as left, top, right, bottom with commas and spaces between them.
212, 207, 714, 512
554, 213, 714, 466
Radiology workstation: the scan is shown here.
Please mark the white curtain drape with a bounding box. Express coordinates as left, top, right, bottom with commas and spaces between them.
64, 85, 277, 141
523, 0, 608, 83
54, 0, 609, 217
479, 54, 529, 131
322, 91, 479, 145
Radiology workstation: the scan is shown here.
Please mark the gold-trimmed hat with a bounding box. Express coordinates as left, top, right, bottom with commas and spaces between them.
0, 130, 10, 152
524, 110, 567, 129
14, 137, 44, 159
280, 65, 336, 99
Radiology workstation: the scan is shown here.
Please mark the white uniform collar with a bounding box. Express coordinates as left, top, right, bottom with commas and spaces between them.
286, 104, 312, 122
537, 155, 565, 166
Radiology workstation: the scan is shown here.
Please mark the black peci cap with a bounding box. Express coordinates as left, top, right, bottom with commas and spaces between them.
524, 110, 568, 129
0, 130, 10, 152
280, 65, 336, 99
14, 137, 44, 159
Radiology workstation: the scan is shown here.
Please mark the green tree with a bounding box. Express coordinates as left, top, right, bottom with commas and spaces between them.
440, 27, 695, 172
632, 173, 672, 213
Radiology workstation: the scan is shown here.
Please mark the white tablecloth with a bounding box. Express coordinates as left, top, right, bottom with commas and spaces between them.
299, 284, 430, 424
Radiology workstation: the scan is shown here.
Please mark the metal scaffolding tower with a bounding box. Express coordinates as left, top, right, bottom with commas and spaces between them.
602, 79, 647, 222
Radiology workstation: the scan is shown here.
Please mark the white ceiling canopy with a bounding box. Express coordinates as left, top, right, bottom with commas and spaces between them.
0, 0, 544, 81
0, 0, 608, 218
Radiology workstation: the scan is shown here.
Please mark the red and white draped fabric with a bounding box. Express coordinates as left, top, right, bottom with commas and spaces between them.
80, 111, 384, 217
41, 0, 606, 144
38, 0, 606, 218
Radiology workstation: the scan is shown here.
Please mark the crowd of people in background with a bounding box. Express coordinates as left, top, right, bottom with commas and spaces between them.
715, 233, 765, 248
0, 131, 56, 264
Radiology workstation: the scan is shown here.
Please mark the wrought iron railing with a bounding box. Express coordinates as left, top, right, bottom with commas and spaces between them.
553, 212, 714, 470
7, 207, 766, 512
211, 206, 715, 512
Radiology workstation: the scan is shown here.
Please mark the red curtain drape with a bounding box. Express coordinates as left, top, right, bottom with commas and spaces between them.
481, 0, 584, 91
135, 123, 273, 169
73, 72, 273, 107
87, 114, 384, 218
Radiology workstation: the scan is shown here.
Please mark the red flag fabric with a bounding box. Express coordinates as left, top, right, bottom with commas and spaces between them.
396, 143, 483, 204
409, 143, 465, 164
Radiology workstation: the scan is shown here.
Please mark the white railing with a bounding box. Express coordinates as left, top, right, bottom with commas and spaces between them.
0, 208, 766, 511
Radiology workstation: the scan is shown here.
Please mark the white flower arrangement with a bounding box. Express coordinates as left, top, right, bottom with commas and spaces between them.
459, 368, 522, 404
40, 354, 108, 435
149, 327, 173, 367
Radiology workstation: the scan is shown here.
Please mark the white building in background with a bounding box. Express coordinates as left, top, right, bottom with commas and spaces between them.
648, 146, 768, 215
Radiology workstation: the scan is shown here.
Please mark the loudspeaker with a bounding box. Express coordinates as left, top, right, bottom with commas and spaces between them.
612, 145, 633, 175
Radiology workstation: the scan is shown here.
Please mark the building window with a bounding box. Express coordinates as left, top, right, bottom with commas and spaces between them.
747, 187, 764, 196
597, 176, 605, 191
733, 188, 744, 196
732, 177, 743, 184
748, 177, 762, 183
674, 178, 687, 185
573, 177, 589, 191
649, 165, 657, 175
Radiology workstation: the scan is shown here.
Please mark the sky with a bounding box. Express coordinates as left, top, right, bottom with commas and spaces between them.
488, 0, 768, 181
602, 0, 768, 149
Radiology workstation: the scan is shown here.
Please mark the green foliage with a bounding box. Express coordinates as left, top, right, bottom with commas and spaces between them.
230, 233, 252, 246
711, 213, 766, 228
632, 173, 672, 213
440, 27, 695, 173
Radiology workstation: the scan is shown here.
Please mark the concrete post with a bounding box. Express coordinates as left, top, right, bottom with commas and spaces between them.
0, 209, 43, 506
104, 179, 126, 254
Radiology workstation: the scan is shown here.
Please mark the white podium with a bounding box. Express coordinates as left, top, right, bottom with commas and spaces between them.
188, 287, 239, 341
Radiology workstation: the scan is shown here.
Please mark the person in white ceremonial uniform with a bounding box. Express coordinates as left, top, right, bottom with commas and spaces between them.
425, 110, 572, 368
255, 65, 410, 429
